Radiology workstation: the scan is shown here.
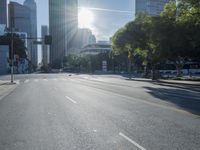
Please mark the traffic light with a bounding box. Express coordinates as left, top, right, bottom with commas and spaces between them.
44, 35, 52, 45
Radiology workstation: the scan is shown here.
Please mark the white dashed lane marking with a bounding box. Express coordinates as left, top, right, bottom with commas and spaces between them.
65, 96, 77, 104
119, 132, 147, 150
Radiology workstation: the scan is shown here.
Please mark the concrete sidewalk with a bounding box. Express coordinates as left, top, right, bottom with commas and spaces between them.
0, 80, 17, 100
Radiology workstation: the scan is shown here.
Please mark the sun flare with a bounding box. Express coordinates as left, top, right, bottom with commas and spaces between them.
78, 8, 94, 28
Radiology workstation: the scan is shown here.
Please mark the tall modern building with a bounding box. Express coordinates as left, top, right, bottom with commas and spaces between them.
77, 28, 96, 47
49, 0, 78, 65
9, 2, 31, 33
135, 0, 171, 17
0, 0, 9, 27
41, 25, 50, 66
9, 2, 31, 60
24, 0, 38, 66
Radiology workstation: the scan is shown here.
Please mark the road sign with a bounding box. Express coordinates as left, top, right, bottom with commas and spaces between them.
45, 35, 52, 45
33, 41, 42, 45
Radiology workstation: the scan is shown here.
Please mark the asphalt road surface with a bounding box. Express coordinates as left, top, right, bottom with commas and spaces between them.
0, 73, 199, 150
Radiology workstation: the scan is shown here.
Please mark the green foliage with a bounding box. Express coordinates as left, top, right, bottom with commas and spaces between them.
112, 12, 152, 69
112, 0, 200, 78
0, 33, 27, 58
161, 1, 177, 20
112, 27, 129, 54
178, 0, 200, 24
63, 52, 112, 73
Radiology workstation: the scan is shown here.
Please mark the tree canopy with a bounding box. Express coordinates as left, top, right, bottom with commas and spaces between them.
0, 33, 27, 59
112, 0, 200, 78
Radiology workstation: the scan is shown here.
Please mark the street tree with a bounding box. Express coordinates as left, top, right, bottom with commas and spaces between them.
0, 33, 27, 59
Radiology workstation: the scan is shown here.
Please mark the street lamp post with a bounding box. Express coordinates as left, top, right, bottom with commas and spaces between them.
10, 15, 14, 84
11, 24, 14, 83
9, 3, 28, 83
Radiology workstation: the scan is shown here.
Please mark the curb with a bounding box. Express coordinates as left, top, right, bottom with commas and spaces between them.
157, 80, 200, 87
129, 78, 200, 87
0, 81, 18, 100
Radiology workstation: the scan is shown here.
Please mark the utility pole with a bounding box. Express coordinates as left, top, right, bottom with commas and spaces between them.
11, 22, 14, 84
9, 4, 31, 83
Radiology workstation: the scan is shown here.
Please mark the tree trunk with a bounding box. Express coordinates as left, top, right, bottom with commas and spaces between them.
152, 65, 157, 80
128, 59, 131, 79
144, 65, 148, 77
176, 64, 182, 77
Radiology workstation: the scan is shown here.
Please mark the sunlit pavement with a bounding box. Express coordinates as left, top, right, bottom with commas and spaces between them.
0, 73, 199, 150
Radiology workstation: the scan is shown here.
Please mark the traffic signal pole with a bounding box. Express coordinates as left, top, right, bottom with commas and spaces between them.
10, 14, 14, 84
11, 26, 14, 84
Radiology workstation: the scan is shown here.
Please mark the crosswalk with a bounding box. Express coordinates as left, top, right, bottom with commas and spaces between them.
18, 78, 72, 84
24, 79, 29, 83
34, 79, 39, 82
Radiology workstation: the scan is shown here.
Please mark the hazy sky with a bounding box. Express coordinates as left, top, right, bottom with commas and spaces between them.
13, 0, 135, 41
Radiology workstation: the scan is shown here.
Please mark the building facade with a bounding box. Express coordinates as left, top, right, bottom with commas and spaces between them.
0, 0, 9, 27
41, 25, 49, 66
0, 45, 9, 75
0, 24, 6, 35
49, 0, 78, 65
77, 28, 96, 48
135, 0, 171, 17
24, 0, 38, 66
70, 28, 96, 54
135, 0, 147, 16
80, 43, 111, 56
9, 2, 32, 60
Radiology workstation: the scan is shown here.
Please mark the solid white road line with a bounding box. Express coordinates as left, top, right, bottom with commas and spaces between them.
119, 132, 147, 150
34, 79, 38, 82
53, 78, 58, 81
43, 79, 48, 81
65, 96, 77, 104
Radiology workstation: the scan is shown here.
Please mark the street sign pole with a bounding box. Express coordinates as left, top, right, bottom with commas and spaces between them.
11, 27, 14, 83
10, 14, 14, 84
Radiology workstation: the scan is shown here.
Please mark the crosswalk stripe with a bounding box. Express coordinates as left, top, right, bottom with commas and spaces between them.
34, 79, 39, 82
16, 80, 20, 85
24, 79, 29, 83
14, 78, 70, 84
61, 78, 66, 81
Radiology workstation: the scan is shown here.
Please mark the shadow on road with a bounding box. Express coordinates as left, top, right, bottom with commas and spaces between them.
143, 86, 200, 116
126, 78, 200, 92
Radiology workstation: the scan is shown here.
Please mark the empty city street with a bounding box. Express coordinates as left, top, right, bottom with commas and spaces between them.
0, 74, 199, 150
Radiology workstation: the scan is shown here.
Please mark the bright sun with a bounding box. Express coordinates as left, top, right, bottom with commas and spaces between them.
78, 8, 94, 28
